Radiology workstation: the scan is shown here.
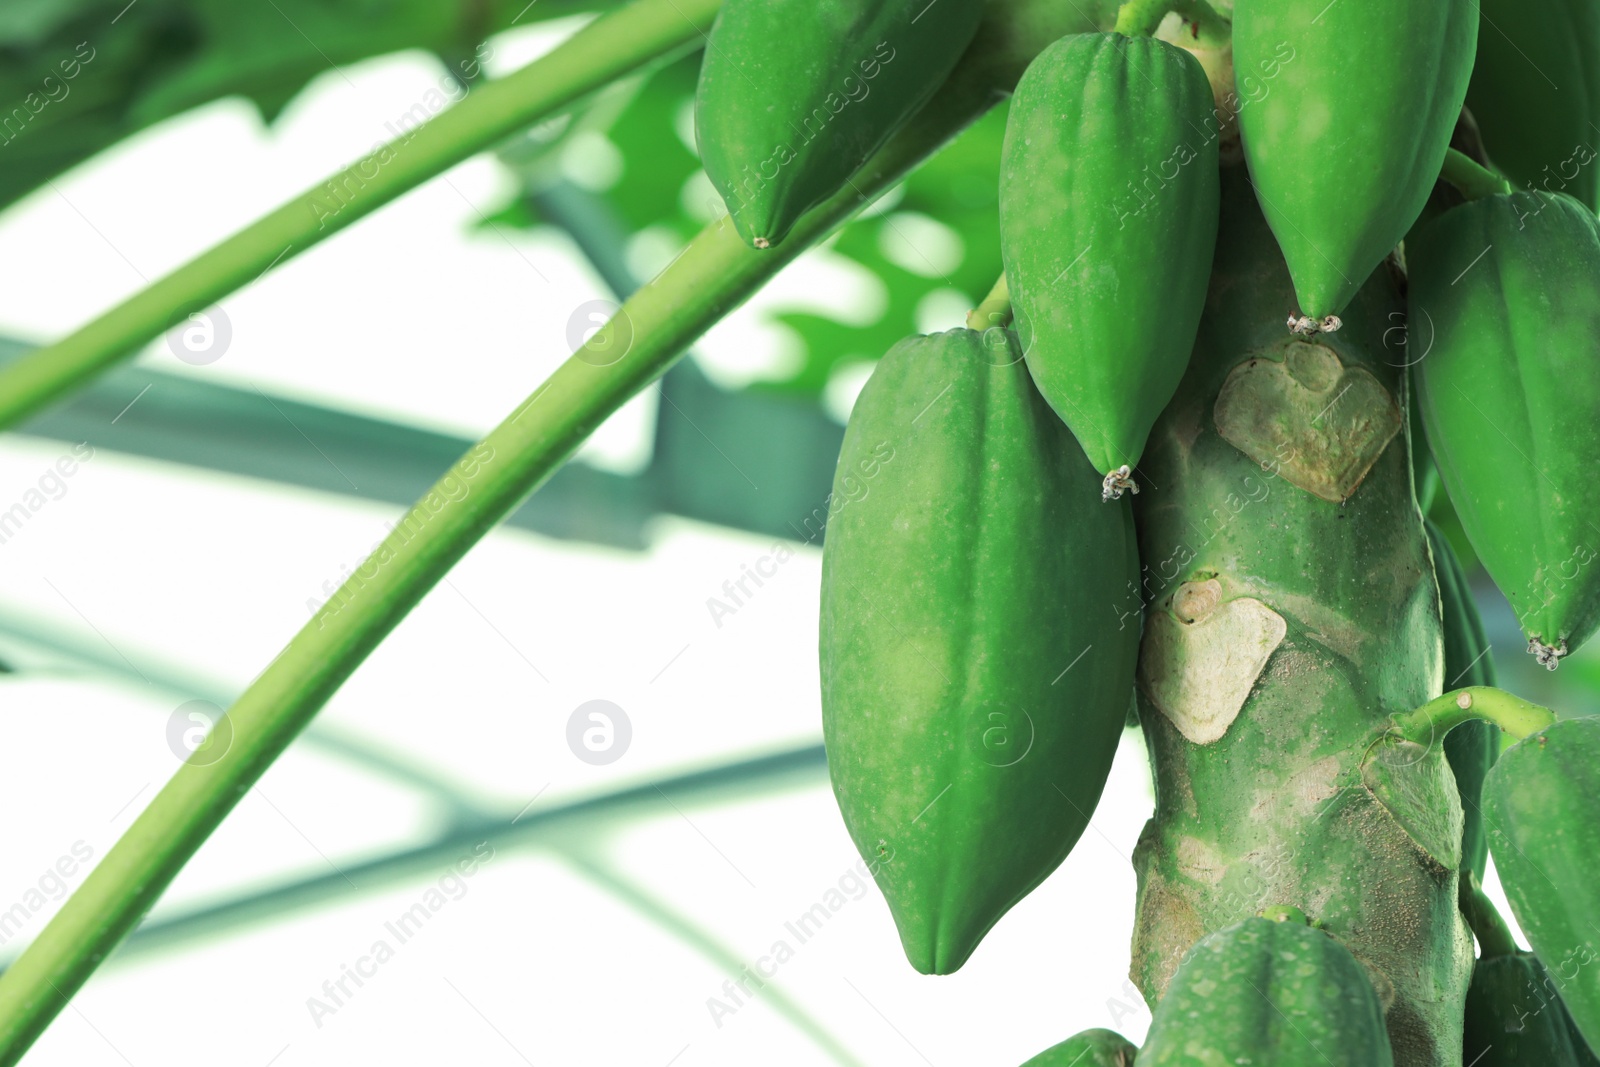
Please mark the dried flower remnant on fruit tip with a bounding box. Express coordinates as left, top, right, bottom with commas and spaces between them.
1103, 464, 1139, 502
753, 236, 770, 249
1528, 636, 1568, 670
1287, 313, 1343, 336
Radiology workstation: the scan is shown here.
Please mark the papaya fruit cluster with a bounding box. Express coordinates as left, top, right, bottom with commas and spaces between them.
691, 0, 1600, 1059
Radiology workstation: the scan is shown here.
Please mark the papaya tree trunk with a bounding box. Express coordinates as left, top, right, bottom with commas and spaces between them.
1127, 167, 1473, 1066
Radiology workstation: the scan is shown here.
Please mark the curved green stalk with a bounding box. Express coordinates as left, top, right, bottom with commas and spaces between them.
965, 273, 1012, 330
1440, 148, 1514, 202
1392, 686, 1556, 745
1114, 0, 1230, 47
0, 0, 719, 433
0, 73, 1000, 1065
1459, 875, 1521, 959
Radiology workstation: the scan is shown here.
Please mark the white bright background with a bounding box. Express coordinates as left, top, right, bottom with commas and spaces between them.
0, 15, 1529, 1067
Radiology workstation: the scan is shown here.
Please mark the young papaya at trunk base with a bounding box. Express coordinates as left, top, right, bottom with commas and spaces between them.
1139, 916, 1396, 1065
1017, 1028, 1137, 1066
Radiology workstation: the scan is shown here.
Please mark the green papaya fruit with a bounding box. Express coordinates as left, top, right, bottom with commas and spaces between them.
1483, 717, 1600, 1054
820, 327, 1140, 975
1427, 520, 1498, 881
696, 0, 984, 249
998, 32, 1219, 497
1466, 0, 1599, 211
1410, 190, 1600, 668
1234, 0, 1478, 320
1019, 1028, 1137, 1066
1464, 952, 1593, 1065
1139, 916, 1396, 1066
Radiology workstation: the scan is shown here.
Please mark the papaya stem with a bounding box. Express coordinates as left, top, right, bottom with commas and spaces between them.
1113, 0, 1230, 48
1392, 686, 1556, 745
1459, 875, 1521, 959
1440, 148, 1513, 202
0, 0, 721, 434
965, 273, 1012, 331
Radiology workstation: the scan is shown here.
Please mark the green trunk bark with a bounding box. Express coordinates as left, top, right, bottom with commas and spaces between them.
1128, 166, 1473, 1066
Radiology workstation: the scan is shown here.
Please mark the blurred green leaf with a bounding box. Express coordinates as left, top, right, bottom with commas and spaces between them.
0, 0, 611, 212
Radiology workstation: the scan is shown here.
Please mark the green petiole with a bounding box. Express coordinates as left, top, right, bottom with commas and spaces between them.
1440, 147, 1515, 202
1459, 875, 1521, 959
965, 273, 1012, 331
1392, 686, 1557, 745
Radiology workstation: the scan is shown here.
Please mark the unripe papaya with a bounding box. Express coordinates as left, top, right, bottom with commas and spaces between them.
1483, 716, 1600, 1054
998, 32, 1219, 497
1427, 520, 1498, 882
1139, 916, 1396, 1066
1019, 1028, 1137, 1066
820, 327, 1140, 975
1233, 0, 1478, 320
1410, 190, 1600, 668
1464, 952, 1595, 1065
1466, 0, 1599, 211
696, 0, 984, 249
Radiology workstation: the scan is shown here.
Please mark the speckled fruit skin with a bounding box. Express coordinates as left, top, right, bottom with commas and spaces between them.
1139, 917, 1395, 1066
1233, 0, 1478, 318
820, 327, 1139, 975
696, 0, 983, 249
999, 32, 1219, 481
1411, 191, 1600, 665
1483, 717, 1600, 1054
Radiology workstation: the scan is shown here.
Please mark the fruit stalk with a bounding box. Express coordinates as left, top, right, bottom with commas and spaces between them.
966, 273, 1012, 330
1439, 148, 1514, 201
1113, 0, 1231, 47
1459, 877, 1521, 960
1392, 687, 1556, 745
